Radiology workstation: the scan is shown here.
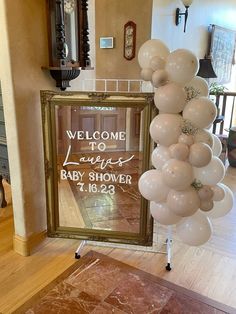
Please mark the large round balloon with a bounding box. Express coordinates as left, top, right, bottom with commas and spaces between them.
138, 169, 170, 202
151, 146, 171, 170
178, 133, 194, 146
165, 49, 199, 85
212, 134, 222, 157
162, 159, 194, 190
150, 201, 181, 225
154, 82, 186, 113
194, 129, 213, 148
150, 114, 183, 146
169, 143, 189, 161
138, 39, 170, 69
193, 156, 225, 185
167, 187, 200, 217
189, 142, 212, 168
207, 184, 234, 218
183, 97, 217, 129
140, 68, 153, 81
150, 56, 166, 71
176, 211, 213, 246
152, 70, 169, 88
185, 76, 209, 98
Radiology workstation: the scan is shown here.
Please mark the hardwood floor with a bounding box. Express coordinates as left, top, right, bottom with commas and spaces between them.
0, 167, 236, 313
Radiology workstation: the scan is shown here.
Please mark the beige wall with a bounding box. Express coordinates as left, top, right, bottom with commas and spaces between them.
0, 0, 54, 238
95, 0, 153, 79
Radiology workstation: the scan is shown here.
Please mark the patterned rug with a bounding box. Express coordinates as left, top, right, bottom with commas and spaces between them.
14, 251, 234, 314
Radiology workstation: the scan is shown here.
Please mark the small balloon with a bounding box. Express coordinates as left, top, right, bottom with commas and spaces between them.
193, 156, 225, 185
154, 82, 186, 113
150, 114, 183, 147
167, 187, 200, 217
183, 97, 217, 129
212, 134, 222, 157
152, 70, 169, 88
162, 159, 194, 190
200, 200, 214, 212
194, 129, 213, 148
138, 169, 170, 202
169, 143, 189, 161
165, 49, 199, 85
185, 76, 209, 98
150, 201, 181, 225
207, 184, 234, 218
210, 183, 225, 201
151, 146, 171, 170
176, 211, 213, 246
150, 56, 166, 71
140, 68, 153, 81
138, 39, 170, 69
178, 133, 194, 146
198, 185, 214, 201
189, 143, 212, 168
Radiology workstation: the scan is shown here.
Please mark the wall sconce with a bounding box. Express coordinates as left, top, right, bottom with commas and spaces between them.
197, 56, 217, 79
175, 0, 193, 33
45, 0, 91, 90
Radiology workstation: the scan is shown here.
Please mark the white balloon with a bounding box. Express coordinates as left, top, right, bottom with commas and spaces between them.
154, 82, 186, 113
162, 159, 194, 190
211, 183, 225, 201
140, 68, 153, 81
152, 70, 169, 88
194, 129, 213, 148
150, 56, 166, 71
193, 156, 225, 185
212, 134, 222, 157
207, 184, 234, 218
150, 114, 183, 146
151, 146, 171, 170
176, 211, 213, 246
183, 97, 217, 129
138, 39, 170, 69
150, 201, 181, 225
165, 49, 199, 85
138, 169, 170, 202
185, 76, 209, 98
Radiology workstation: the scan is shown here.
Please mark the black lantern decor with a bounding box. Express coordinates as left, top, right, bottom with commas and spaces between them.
45, 0, 91, 90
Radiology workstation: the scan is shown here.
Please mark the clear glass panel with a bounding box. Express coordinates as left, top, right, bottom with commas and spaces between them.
56, 105, 145, 233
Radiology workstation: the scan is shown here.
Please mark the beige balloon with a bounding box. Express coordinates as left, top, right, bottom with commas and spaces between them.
150, 56, 166, 71
152, 70, 169, 88
176, 211, 213, 246
198, 185, 214, 201
151, 146, 171, 170
185, 76, 209, 98
169, 143, 189, 161
162, 159, 194, 190
194, 129, 213, 148
189, 143, 212, 167
210, 183, 225, 201
140, 68, 153, 81
200, 200, 214, 212
207, 184, 233, 218
178, 133, 194, 146
167, 186, 200, 217
150, 201, 181, 225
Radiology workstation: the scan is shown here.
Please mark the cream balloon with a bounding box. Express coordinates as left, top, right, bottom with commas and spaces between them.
138, 39, 170, 69
150, 56, 166, 71
193, 156, 225, 185
169, 143, 189, 161
167, 187, 200, 217
154, 82, 186, 113
165, 49, 199, 85
150, 114, 183, 146
176, 211, 213, 246
152, 70, 169, 88
162, 159, 194, 190
140, 68, 153, 81
138, 169, 170, 202
210, 183, 225, 201
178, 133, 194, 146
198, 185, 214, 201
212, 134, 222, 157
194, 129, 213, 148
151, 146, 171, 170
150, 201, 181, 225
189, 143, 212, 168
185, 76, 209, 98
183, 97, 217, 129
200, 200, 214, 212
207, 184, 234, 218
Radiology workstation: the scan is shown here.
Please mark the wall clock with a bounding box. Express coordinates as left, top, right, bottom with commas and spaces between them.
123, 21, 136, 61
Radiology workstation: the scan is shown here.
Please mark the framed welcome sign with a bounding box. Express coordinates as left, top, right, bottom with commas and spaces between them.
41, 91, 155, 246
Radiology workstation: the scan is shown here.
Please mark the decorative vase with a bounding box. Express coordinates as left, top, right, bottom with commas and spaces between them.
227, 127, 236, 167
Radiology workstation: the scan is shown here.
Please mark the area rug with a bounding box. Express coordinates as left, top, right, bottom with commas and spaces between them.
14, 251, 235, 314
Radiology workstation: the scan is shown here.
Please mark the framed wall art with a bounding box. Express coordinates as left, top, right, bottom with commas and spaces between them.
124, 21, 136, 60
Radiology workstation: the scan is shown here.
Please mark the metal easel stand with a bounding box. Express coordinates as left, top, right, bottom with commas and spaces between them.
74, 226, 173, 271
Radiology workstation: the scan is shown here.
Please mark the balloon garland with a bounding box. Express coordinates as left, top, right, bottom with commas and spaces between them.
138, 39, 234, 246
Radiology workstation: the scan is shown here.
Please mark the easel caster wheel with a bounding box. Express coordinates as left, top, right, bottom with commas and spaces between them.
75, 253, 81, 259
166, 263, 171, 271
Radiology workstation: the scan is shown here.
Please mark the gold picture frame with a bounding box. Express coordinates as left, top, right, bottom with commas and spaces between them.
41, 91, 155, 246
